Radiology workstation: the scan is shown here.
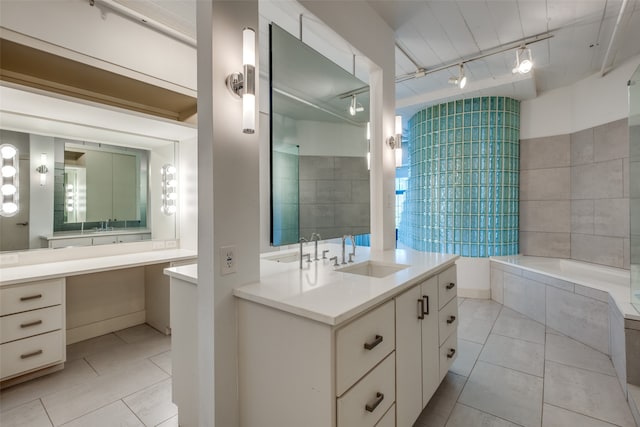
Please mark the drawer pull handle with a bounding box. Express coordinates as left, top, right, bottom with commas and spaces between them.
423, 295, 430, 315
20, 320, 43, 328
446, 282, 455, 290
364, 335, 383, 350
20, 349, 43, 359
447, 348, 456, 359
417, 299, 424, 320
20, 294, 42, 302
365, 392, 384, 413
446, 315, 456, 324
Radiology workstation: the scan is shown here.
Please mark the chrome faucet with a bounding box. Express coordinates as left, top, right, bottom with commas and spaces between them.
311, 232, 322, 260
299, 237, 308, 269
341, 235, 356, 264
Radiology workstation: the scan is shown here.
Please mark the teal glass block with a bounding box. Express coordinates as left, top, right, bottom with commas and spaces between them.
472, 98, 480, 111
440, 117, 447, 129
481, 98, 488, 110
448, 102, 455, 115
456, 100, 463, 113
498, 97, 504, 110
472, 113, 480, 127
472, 127, 479, 140
455, 129, 463, 142
464, 99, 472, 112
490, 97, 497, 110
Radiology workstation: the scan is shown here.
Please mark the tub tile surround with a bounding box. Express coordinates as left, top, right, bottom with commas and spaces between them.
519, 118, 630, 268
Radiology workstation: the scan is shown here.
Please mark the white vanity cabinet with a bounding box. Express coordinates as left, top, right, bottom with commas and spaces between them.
0, 278, 66, 381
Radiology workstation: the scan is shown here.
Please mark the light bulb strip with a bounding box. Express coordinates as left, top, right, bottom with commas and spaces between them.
161, 164, 177, 216
0, 144, 19, 217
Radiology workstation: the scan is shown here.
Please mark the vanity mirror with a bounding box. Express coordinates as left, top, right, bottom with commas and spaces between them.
269, 24, 371, 246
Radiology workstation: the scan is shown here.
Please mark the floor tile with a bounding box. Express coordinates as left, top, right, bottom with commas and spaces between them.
492, 307, 546, 344
545, 333, 616, 376
542, 404, 619, 427
0, 359, 98, 412
156, 415, 179, 427
85, 334, 171, 375
458, 361, 543, 427
60, 401, 143, 427
0, 399, 52, 427
544, 360, 636, 427
457, 300, 502, 344
414, 372, 467, 427
123, 378, 177, 427
150, 351, 172, 375
115, 324, 165, 344
41, 359, 168, 426
445, 403, 521, 427
479, 334, 544, 377
449, 339, 483, 377
66, 333, 126, 362
457, 298, 466, 307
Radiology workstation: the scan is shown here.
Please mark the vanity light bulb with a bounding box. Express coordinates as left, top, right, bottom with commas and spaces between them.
168, 179, 177, 187
2, 202, 18, 214
1, 184, 16, 196
166, 166, 177, 175
1, 165, 16, 178
168, 192, 177, 201
167, 205, 177, 214
1, 145, 16, 159
67, 184, 74, 190
67, 206, 74, 212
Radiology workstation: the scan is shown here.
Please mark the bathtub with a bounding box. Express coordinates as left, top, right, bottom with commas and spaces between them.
490, 255, 640, 395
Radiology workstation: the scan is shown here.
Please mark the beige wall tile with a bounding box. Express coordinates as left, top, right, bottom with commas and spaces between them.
520, 168, 570, 201
594, 118, 629, 163
594, 198, 629, 238
571, 234, 624, 268
571, 200, 594, 234
571, 128, 594, 166
520, 134, 570, 170
571, 160, 623, 200
519, 231, 570, 258
520, 200, 570, 232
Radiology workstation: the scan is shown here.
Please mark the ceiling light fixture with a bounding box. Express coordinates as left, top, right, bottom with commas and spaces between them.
512, 46, 533, 74
448, 64, 467, 89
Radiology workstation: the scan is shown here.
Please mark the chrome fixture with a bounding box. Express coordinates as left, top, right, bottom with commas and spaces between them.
322, 249, 330, 259
330, 256, 339, 267
1, 143, 19, 217
348, 94, 364, 116
226, 27, 256, 134
161, 164, 177, 215
448, 64, 467, 89
299, 237, 308, 269
512, 46, 533, 74
341, 234, 356, 265
386, 115, 403, 167
35, 153, 48, 186
311, 232, 322, 260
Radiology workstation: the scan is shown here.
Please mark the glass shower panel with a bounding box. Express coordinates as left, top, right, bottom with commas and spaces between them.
630, 65, 640, 312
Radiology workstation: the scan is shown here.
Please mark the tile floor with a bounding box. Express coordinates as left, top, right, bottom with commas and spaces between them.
415, 298, 638, 427
0, 324, 176, 427
0, 299, 637, 427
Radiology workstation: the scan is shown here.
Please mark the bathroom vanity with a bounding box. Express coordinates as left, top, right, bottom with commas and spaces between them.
40, 228, 152, 248
233, 245, 459, 427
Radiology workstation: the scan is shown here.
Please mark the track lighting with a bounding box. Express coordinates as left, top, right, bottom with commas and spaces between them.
512, 46, 533, 74
448, 64, 467, 89
349, 94, 364, 116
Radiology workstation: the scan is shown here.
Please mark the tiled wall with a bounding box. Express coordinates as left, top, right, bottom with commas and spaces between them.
400, 96, 520, 257
298, 155, 370, 241
519, 119, 630, 268
271, 148, 299, 245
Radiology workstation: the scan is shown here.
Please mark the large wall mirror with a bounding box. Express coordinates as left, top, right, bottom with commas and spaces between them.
630, 64, 640, 312
269, 23, 370, 246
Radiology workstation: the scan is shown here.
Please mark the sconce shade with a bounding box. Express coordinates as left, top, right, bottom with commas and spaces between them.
0, 143, 19, 217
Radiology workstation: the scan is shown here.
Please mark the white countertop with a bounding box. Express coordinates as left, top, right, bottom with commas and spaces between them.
0, 249, 197, 286
235, 244, 458, 326
164, 263, 198, 285
41, 228, 152, 241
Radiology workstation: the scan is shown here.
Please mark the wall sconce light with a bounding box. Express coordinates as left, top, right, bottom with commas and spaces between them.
36, 153, 48, 186
448, 64, 467, 89
226, 27, 256, 134
386, 115, 403, 167
161, 164, 177, 215
1, 143, 19, 217
512, 46, 533, 74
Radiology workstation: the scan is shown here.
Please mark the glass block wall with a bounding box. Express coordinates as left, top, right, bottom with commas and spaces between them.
398, 97, 520, 257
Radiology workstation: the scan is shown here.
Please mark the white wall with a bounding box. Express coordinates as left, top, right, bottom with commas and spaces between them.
521, 54, 640, 139
0, 0, 196, 94
296, 120, 367, 157
28, 134, 54, 248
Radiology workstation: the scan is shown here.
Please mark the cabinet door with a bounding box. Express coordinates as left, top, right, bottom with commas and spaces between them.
112, 153, 138, 220
421, 277, 440, 406
395, 285, 423, 427
85, 150, 113, 222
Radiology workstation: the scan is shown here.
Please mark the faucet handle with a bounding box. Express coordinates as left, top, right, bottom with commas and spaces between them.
303, 253, 312, 263
322, 249, 330, 259
329, 256, 339, 267
348, 253, 355, 263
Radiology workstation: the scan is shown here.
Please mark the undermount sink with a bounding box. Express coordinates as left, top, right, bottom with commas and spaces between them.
263, 252, 300, 263
337, 260, 409, 278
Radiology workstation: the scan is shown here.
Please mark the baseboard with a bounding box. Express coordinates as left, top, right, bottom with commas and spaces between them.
1, 363, 64, 389
66, 310, 146, 344
629, 384, 640, 427
457, 288, 491, 299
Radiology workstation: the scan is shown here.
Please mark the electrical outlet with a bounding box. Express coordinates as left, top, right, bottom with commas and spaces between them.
220, 245, 237, 275
165, 240, 177, 248
152, 241, 166, 250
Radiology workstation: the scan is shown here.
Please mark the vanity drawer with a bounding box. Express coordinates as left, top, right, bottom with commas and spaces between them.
438, 265, 457, 309
0, 279, 64, 316
439, 331, 457, 381
336, 300, 395, 396
337, 352, 395, 427
374, 403, 395, 427
438, 297, 458, 345
0, 330, 64, 380
1, 305, 63, 344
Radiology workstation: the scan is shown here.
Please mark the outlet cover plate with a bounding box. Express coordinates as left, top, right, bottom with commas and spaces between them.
220, 245, 236, 275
